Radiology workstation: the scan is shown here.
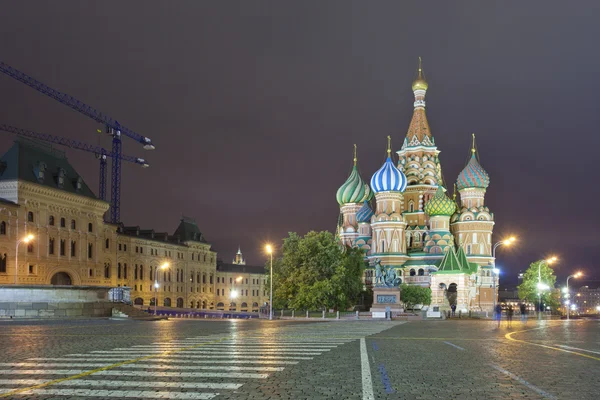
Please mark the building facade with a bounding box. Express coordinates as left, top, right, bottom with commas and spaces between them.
0, 138, 268, 311
336, 61, 497, 312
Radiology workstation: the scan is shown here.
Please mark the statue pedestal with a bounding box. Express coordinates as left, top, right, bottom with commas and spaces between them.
370, 287, 403, 313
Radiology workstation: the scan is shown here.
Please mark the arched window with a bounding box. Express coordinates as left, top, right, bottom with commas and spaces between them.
104, 263, 110, 278
27, 243, 34, 253
134, 265, 138, 280
0, 253, 7, 273
71, 220, 76, 230
48, 216, 54, 226
203, 274, 206, 284
88, 223, 93, 232
60, 218, 66, 227
149, 266, 154, 280
117, 263, 122, 279
418, 268, 424, 276
139, 265, 144, 280
123, 264, 127, 279
410, 269, 416, 276
27, 212, 34, 222
409, 201, 414, 213
105, 238, 110, 249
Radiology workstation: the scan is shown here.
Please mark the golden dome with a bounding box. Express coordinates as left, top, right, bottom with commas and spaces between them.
412, 57, 428, 91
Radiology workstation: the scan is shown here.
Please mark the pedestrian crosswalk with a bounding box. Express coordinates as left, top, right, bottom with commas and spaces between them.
0, 321, 401, 398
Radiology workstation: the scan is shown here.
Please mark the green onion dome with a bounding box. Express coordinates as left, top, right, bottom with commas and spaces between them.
336, 145, 371, 205
424, 186, 456, 217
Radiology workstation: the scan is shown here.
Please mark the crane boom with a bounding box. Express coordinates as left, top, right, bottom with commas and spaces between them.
0, 62, 155, 149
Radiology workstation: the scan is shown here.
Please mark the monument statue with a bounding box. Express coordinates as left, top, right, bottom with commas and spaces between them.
374, 260, 401, 288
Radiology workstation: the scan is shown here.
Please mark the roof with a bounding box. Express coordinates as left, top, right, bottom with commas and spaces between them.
433, 246, 479, 275
0, 138, 98, 200
216, 261, 265, 275
173, 216, 207, 243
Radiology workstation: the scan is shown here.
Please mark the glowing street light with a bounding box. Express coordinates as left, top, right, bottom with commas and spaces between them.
491, 236, 517, 311
230, 290, 239, 299
537, 256, 557, 319
566, 271, 583, 320
15, 234, 35, 284
154, 262, 169, 315
266, 244, 273, 321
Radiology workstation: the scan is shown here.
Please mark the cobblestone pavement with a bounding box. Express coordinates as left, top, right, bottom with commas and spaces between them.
0, 317, 598, 399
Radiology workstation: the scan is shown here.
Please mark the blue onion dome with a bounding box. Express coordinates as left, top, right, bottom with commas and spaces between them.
356, 201, 374, 223
370, 137, 407, 193
456, 136, 490, 190
424, 186, 456, 217
336, 145, 371, 205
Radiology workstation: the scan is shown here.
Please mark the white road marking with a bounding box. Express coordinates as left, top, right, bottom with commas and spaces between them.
110, 347, 329, 352
66, 354, 314, 360
15, 389, 217, 399
557, 345, 600, 355
90, 350, 324, 355
119, 364, 284, 372
0, 379, 242, 389
443, 341, 465, 351
144, 344, 340, 348
28, 357, 299, 365
0, 370, 269, 379
360, 338, 374, 400
491, 364, 556, 399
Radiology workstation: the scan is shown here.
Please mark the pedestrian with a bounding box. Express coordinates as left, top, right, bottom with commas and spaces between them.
519, 303, 528, 324
495, 303, 502, 328
507, 305, 514, 328
451, 304, 456, 317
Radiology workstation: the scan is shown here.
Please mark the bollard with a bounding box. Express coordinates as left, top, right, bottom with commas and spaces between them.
356, 310, 359, 320
281, 309, 284, 318
292, 310, 295, 319
336, 311, 340, 320
459, 310, 462, 319
306, 310, 309, 319
322, 310, 325, 319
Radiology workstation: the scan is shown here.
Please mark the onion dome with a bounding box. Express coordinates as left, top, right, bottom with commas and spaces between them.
411, 57, 428, 92
356, 201, 374, 223
424, 186, 456, 217
370, 136, 408, 193
336, 145, 371, 205
456, 134, 490, 190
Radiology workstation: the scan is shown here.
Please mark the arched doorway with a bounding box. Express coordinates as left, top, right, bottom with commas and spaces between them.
134, 298, 144, 306
50, 272, 72, 285
202, 300, 207, 309
163, 297, 171, 307
447, 283, 458, 306
149, 298, 156, 306
176, 298, 184, 308
216, 302, 224, 310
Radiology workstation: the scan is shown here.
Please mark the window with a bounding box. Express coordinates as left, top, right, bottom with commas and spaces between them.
60, 240, 65, 256
118, 263, 122, 279
140, 247, 143, 254
136, 246, 139, 253
410, 269, 416, 276
119, 244, 122, 251
60, 218, 66, 228
0, 253, 6, 273
71, 220, 76, 230
49, 238, 55, 255
210, 275, 213, 284
418, 268, 425, 276
88, 223, 93, 233
0, 221, 5, 235
123, 264, 128, 279
29, 265, 35, 274
49, 216, 54, 226
139, 265, 144, 280
203, 274, 206, 284
89, 268, 93, 277
230, 278, 233, 284
124, 244, 127, 252
105, 239, 109, 249
27, 212, 34, 222
70, 241, 76, 257
88, 243, 93, 259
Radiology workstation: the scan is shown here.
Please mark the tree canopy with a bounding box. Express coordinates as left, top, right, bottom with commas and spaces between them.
400, 284, 432, 310
518, 260, 559, 309
268, 231, 365, 311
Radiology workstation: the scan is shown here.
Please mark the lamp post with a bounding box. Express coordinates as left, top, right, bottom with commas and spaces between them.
15, 234, 35, 284
491, 237, 516, 311
266, 244, 273, 320
537, 256, 557, 319
230, 276, 242, 311
565, 272, 582, 320
154, 262, 169, 315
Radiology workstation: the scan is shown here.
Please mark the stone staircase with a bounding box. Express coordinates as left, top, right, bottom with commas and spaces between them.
111, 303, 168, 321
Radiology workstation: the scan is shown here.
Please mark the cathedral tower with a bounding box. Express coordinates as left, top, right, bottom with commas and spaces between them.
423, 186, 456, 254
369, 137, 408, 265
396, 58, 443, 251
450, 135, 495, 262
232, 247, 246, 265
336, 145, 371, 247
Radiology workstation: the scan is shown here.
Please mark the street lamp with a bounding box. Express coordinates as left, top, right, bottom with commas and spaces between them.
154, 262, 169, 315
229, 276, 243, 310
491, 237, 516, 311
565, 272, 582, 320
15, 234, 35, 284
266, 244, 273, 321
537, 256, 557, 319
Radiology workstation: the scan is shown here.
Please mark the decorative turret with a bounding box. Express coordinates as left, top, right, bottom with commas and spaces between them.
401, 57, 435, 150
424, 186, 456, 217
232, 246, 246, 265
337, 145, 370, 247
423, 186, 455, 254
370, 137, 407, 194
456, 134, 490, 192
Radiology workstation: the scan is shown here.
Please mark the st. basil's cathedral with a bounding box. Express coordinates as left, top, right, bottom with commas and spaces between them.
335, 60, 496, 312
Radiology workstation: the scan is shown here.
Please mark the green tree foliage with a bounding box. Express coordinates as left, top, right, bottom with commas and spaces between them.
268, 231, 365, 311
518, 260, 559, 308
400, 284, 432, 310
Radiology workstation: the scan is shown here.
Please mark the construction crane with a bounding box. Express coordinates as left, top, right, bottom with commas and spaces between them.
0, 61, 155, 223
0, 124, 149, 203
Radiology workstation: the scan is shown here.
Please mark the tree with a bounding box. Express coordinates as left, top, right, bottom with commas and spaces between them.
518, 260, 559, 310
400, 284, 432, 310
268, 231, 365, 311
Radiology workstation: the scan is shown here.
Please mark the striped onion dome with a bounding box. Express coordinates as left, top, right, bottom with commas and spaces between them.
336, 166, 371, 205
424, 186, 456, 217
356, 201, 374, 223
370, 157, 407, 193
456, 154, 490, 190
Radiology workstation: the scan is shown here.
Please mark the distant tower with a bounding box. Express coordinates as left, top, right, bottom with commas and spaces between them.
336, 145, 372, 247
233, 246, 246, 265
423, 186, 456, 254
451, 134, 495, 262
396, 58, 443, 251
370, 136, 408, 265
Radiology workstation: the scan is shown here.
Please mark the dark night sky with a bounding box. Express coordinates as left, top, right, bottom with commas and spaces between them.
1, 1, 599, 286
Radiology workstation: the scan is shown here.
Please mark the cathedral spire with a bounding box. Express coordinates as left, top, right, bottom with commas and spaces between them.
403, 58, 433, 148
353, 144, 357, 167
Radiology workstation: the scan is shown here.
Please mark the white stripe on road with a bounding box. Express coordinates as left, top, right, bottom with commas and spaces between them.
91, 350, 323, 355
144, 344, 340, 348
360, 338, 374, 400
28, 357, 299, 365
66, 354, 313, 360
15, 389, 217, 399
0, 379, 241, 390
491, 365, 556, 399
443, 341, 465, 351
0, 370, 269, 379
111, 347, 329, 353
557, 345, 600, 355
0, 363, 283, 372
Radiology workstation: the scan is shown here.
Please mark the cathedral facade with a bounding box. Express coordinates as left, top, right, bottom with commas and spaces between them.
336, 61, 496, 312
